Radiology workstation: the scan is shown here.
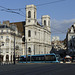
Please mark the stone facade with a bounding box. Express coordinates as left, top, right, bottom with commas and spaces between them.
0, 22, 22, 62
24, 5, 51, 55
66, 23, 75, 53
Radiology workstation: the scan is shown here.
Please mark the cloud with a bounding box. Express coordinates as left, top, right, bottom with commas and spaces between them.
37, 19, 41, 24
37, 18, 75, 33
37, 18, 75, 40
51, 19, 75, 40
51, 19, 75, 32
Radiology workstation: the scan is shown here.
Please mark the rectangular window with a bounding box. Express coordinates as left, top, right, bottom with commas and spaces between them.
6, 36, 9, 38
1, 36, 3, 39
6, 49, 9, 53
35, 31, 36, 35
0, 49, 3, 53
46, 55, 56, 61
6, 43, 9, 45
1, 30, 3, 33
7, 30, 8, 33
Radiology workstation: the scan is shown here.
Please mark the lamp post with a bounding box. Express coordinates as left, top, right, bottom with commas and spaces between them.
0, 41, 4, 64
22, 34, 27, 63
24, 18, 27, 63
25, 38, 27, 63
14, 33, 15, 65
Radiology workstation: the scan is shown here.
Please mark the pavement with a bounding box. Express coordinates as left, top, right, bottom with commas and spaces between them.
0, 63, 75, 75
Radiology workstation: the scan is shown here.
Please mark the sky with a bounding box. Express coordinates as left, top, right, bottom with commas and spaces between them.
0, 0, 75, 40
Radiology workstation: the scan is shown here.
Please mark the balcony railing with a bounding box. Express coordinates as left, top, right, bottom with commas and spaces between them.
0, 32, 22, 37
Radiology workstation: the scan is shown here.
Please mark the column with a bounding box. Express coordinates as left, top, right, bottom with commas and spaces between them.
3, 54, 6, 62
9, 54, 11, 62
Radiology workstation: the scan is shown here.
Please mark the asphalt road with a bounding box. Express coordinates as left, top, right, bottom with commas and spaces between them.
0, 63, 75, 75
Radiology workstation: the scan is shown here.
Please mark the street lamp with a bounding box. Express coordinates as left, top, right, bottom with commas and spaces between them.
0, 41, 4, 64
25, 38, 27, 63
14, 33, 15, 65
22, 34, 27, 63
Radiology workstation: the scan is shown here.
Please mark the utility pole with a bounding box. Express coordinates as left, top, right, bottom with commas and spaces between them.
14, 33, 15, 64
26, 39, 27, 63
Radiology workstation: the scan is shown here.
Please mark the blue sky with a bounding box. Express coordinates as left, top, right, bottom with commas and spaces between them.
0, 0, 75, 40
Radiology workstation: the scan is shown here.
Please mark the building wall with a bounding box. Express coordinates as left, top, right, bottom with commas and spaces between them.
0, 25, 22, 62
24, 4, 51, 55
67, 24, 75, 53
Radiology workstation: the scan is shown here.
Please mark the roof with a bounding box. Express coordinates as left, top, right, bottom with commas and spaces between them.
0, 25, 9, 28
10, 21, 41, 35
10, 21, 25, 35
68, 25, 75, 33
0, 24, 16, 31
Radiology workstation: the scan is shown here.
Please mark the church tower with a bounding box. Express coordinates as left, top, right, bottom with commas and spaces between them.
42, 15, 50, 31
26, 4, 37, 25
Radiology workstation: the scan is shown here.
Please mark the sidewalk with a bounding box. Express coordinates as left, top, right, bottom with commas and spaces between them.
0, 62, 14, 65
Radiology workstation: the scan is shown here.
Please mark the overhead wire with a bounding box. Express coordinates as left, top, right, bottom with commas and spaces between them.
1, 9, 25, 17
0, 0, 66, 17
0, 0, 66, 10
51, 26, 67, 33
36, 0, 66, 6
0, 0, 67, 34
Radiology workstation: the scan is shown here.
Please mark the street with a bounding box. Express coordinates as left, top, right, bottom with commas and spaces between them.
0, 63, 75, 75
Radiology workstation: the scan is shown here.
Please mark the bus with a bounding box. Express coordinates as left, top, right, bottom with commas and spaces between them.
19, 53, 59, 63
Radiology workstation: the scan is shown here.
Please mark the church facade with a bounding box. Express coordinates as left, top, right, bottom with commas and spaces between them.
24, 4, 51, 55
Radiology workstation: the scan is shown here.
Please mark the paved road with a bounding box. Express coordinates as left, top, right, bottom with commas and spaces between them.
0, 63, 75, 75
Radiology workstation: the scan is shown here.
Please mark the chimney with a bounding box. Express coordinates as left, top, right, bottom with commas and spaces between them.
3, 21, 10, 26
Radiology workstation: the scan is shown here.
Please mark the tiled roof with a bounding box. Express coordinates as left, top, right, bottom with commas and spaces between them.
10, 21, 41, 35
10, 21, 25, 35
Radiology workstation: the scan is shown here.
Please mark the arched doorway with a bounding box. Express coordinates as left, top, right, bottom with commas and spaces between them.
11, 55, 12, 62
6, 55, 9, 62
0, 55, 3, 62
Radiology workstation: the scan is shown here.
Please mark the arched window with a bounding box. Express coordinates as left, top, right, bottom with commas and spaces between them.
44, 20, 46, 26
34, 12, 35, 18
48, 21, 50, 25
35, 31, 36, 35
28, 30, 31, 37
28, 11, 31, 18
28, 47, 31, 53
6, 55, 9, 61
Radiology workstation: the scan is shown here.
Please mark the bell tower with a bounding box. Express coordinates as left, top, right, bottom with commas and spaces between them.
42, 15, 50, 31
26, 4, 37, 25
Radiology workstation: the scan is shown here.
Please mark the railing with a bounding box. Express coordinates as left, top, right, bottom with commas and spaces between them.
0, 32, 22, 37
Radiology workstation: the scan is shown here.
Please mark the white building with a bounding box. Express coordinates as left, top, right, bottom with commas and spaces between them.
24, 4, 51, 55
0, 21, 22, 62
52, 36, 60, 42
66, 23, 75, 53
